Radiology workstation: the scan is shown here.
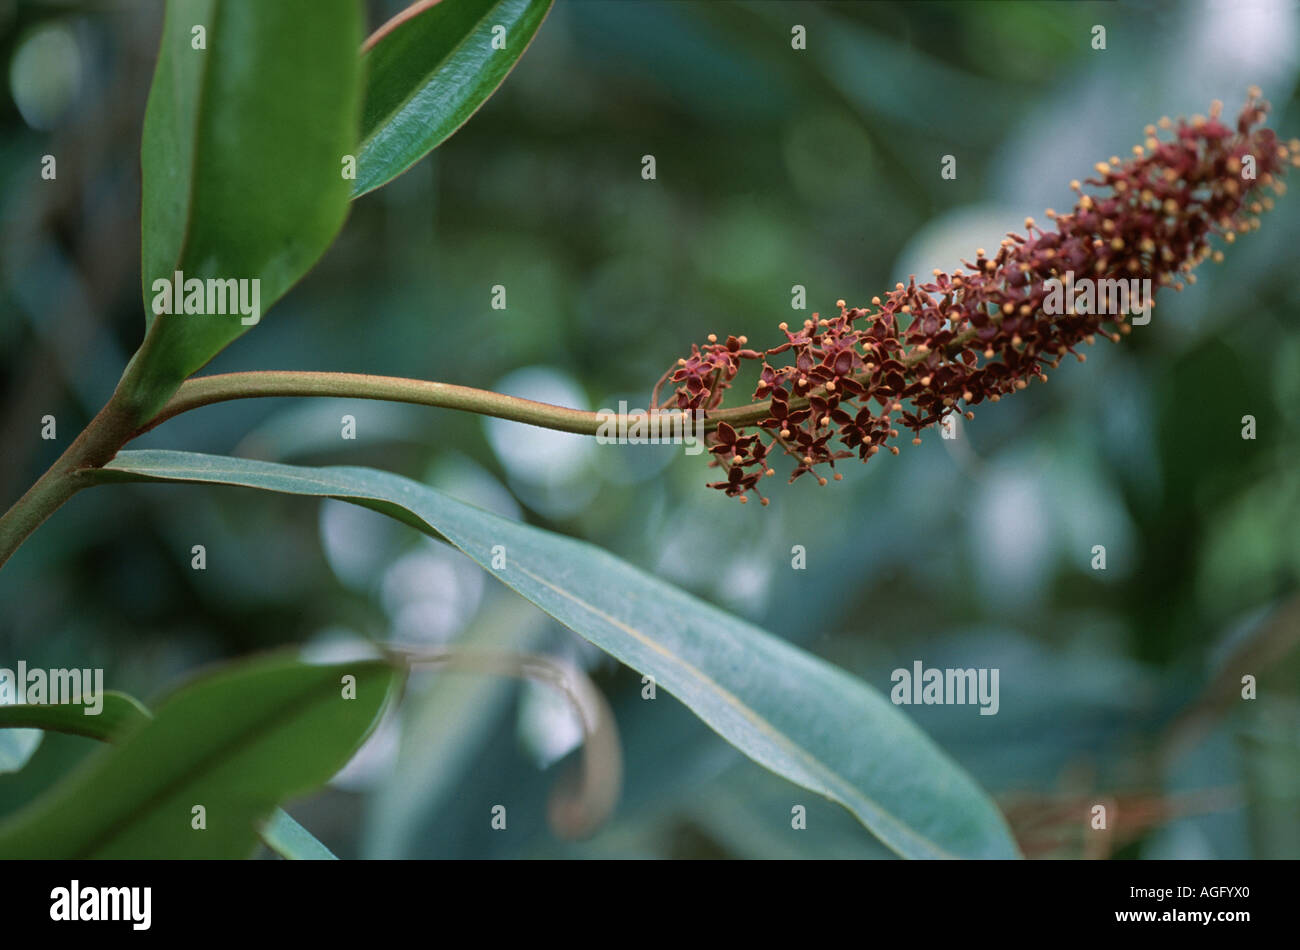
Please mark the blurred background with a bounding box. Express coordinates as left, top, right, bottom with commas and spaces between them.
1, 0, 1299, 858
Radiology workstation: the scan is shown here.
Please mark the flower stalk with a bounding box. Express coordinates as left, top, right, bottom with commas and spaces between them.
0, 94, 1294, 567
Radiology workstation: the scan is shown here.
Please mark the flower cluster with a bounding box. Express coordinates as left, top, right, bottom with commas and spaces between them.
658, 92, 1297, 504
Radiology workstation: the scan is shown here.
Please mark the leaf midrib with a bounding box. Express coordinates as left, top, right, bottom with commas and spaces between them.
508, 562, 955, 860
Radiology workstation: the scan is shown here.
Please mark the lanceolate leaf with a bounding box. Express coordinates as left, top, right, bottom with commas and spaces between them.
98, 450, 1021, 859
354, 0, 553, 198
0, 655, 395, 858
127, 0, 364, 421
0, 689, 336, 859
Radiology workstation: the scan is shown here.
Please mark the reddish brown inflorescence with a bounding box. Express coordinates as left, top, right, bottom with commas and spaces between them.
658, 92, 1298, 505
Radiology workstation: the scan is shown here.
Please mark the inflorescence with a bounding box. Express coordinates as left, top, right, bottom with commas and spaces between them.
657, 92, 1298, 505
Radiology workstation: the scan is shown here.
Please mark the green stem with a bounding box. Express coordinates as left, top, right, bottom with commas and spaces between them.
135, 337, 974, 442
134, 314, 1002, 439
138, 371, 611, 436
139, 369, 831, 437
0, 312, 1008, 570
0, 392, 140, 570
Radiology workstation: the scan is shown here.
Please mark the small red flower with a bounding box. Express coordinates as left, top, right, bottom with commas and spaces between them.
658, 93, 1298, 504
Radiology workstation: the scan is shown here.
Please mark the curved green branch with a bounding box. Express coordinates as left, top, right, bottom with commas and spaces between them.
0, 315, 1006, 571
139, 371, 611, 436
140, 370, 809, 436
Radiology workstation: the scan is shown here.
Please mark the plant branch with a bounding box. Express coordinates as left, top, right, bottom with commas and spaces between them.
0, 316, 1006, 570
137, 371, 612, 437
0, 392, 139, 570
362, 0, 443, 53
141, 369, 871, 438
137, 324, 994, 444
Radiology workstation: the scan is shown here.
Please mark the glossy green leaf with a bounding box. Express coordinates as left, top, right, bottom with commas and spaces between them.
127, 0, 364, 421
0, 654, 395, 858
97, 450, 1021, 859
354, 0, 553, 197
0, 689, 335, 859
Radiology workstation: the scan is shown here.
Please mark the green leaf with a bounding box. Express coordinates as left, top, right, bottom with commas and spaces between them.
0, 691, 150, 743
260, 808, 339, 860
98, 450, 1021, 859
0, 654, 395, 858
127, 0, 364, 421
0, 692, 148, 774
353, 0, 553, 198
0, 688, 334, 859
